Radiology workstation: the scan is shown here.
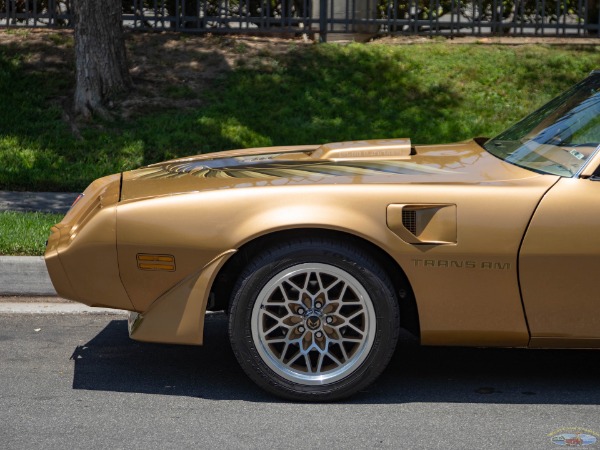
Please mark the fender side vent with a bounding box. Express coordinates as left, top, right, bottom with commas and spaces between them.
387, 204, 457, 245
402, 209, 417, 235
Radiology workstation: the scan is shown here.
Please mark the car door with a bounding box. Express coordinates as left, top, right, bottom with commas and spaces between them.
520, 166, 600, 347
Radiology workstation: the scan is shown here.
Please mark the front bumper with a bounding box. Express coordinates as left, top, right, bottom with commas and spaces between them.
44, 174, 135, 311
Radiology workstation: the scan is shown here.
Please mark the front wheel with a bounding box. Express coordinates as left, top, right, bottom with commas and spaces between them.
228, 239, 400, 401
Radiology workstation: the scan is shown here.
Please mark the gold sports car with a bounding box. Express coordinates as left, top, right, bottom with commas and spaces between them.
46, 72, 600, 401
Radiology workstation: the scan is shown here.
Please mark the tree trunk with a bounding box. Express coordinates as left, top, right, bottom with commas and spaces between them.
73, 0, 131, 119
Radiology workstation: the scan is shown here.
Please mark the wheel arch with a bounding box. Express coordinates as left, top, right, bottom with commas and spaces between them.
210, 228, 420, 340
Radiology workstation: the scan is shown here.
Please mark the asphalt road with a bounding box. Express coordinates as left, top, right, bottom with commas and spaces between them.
2, 310, 600, 450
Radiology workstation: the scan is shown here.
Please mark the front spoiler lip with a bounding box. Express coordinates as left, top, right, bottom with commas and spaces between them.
44, 225, 78, 301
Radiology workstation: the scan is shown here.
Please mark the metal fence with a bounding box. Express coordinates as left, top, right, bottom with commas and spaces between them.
1, 0, 598, 40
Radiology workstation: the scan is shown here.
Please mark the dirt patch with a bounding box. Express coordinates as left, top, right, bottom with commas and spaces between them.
1, 28, 311, 120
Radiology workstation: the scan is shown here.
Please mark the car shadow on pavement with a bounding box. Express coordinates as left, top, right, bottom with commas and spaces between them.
71, 313, 273, 402
71, 314, 600, 404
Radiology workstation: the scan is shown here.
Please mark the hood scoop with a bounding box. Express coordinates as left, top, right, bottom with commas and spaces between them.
311, 138, 413, 161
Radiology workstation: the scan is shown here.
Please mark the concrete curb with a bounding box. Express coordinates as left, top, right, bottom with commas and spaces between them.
0, 302, 127, 314
0, 256, 56, 296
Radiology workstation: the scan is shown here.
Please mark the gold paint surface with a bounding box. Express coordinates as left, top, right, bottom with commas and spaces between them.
44, 137, 600, 349
520, 177, 600, 340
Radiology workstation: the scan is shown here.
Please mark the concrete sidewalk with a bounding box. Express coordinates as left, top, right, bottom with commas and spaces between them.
1, 191, 78, 297
0, 191, 78, 214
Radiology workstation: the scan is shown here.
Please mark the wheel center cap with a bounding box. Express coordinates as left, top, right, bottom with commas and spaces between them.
306, 315, 321, 330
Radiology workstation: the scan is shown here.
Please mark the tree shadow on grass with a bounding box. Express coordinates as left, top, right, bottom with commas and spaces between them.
2, 32, 598, 192
172, 44, 465, 153
3, 36, 465, 191
0, 32, 236, 191
72, 315, 600, 405
137, 43, 600, 164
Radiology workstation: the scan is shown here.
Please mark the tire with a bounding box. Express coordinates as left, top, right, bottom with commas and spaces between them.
228, 238, 400, 401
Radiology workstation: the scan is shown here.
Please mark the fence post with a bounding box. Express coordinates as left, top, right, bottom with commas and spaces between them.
49, 0, 57, 26
319, 0, 328, 42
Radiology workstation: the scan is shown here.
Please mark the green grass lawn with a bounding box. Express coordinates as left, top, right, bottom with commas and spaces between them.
1, 32, 598, 192
0, 211, 63, 255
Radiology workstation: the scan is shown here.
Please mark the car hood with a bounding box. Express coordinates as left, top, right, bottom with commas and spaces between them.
121, 138, 549, 202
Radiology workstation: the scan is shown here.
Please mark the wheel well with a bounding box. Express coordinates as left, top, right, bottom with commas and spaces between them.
210, 228, 420, 339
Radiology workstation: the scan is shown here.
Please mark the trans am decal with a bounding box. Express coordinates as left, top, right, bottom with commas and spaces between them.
133, 152, 458, 181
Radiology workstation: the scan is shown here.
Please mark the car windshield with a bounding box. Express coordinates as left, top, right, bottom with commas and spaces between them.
484, 73, 600, 177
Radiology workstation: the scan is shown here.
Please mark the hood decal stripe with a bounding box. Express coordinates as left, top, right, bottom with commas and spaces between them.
131, 153, 461, 182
